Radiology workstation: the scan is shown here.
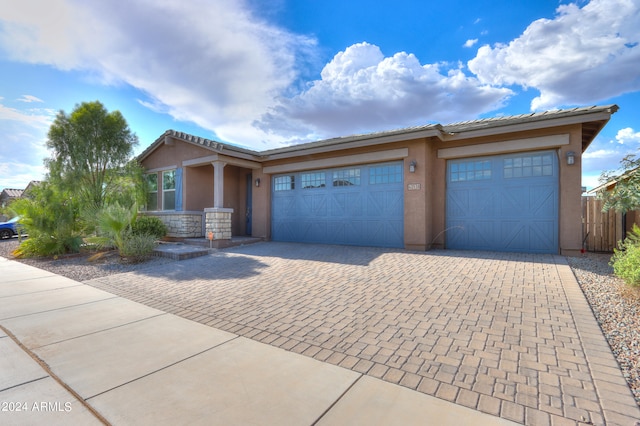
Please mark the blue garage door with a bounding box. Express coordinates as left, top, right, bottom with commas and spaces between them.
446, 151, 558, 254
272, 162, 404, 248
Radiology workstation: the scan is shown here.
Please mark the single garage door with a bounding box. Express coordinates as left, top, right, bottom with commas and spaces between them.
272, 162, 404, 248
446, 150, 558, 254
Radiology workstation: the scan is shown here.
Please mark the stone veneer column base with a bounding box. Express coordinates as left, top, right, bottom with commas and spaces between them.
204, 207, 234, 240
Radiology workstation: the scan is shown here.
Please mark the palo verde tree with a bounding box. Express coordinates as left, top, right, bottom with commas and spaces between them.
46, 101, 140, 210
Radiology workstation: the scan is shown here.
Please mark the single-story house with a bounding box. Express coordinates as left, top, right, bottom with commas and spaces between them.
583, 166, 640, 250
0, 188, 24, 209
0, 181, 42, 221
138, 104, 617, 255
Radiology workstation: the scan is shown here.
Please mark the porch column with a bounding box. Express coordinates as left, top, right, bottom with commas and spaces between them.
212, 160, 226, 208
206, 160, 233, 243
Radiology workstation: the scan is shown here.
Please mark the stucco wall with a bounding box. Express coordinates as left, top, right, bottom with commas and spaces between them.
184, 165, 213, 211
140, 119, 601, 254
143, 139, 214, 170
251, 168, 270, 240
558, 125, 585, 255
403, 140, 428, 251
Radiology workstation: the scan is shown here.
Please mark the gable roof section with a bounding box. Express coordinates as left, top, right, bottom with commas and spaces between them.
137, 105, 618, 163
137, 129, 262, 163
587, 166, 639, 195
0, 188, 24, 199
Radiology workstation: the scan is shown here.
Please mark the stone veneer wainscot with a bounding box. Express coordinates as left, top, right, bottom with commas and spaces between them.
140, 211, 204, 238
204, 207, 233, 240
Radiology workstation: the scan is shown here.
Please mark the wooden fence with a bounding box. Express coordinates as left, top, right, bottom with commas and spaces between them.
581, 196, 623, 253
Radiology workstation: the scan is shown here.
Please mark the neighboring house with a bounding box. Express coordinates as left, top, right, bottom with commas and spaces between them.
0, 188, 24, 209
0, 181, 42, 221
583, 168, 640, 252
23, 180, 42, 196
138, 105, 618, 255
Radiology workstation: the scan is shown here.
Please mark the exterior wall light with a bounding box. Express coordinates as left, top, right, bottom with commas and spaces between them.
566, 151, 575, 165
255, 178, 261, 187
409, 160, 417, 173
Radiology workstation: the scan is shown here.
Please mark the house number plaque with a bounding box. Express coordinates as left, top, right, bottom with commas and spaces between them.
407, 183, 421, 191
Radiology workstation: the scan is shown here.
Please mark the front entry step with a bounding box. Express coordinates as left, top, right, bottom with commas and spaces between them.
154, 237, 263, 260
153, 243, 211, 261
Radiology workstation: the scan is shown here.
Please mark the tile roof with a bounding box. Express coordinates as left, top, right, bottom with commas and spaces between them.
0, 188, 24, 198
137, 105, 618, 161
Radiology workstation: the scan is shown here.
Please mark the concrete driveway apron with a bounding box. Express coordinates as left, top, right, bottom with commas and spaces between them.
85, 242, 640, 425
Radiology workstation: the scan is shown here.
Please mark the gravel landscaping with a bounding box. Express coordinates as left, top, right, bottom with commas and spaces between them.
1, 238, 638, 407
567, 253, 640, 407
0, 239, 175, 282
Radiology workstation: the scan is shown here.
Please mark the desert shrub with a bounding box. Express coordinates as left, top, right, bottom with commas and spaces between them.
131, 216, 167, 239
610, 224, 640, 287
86, 202, 137, 254
13, 234, 83, 258
120, 233, 158, 262
10, 182, 83, 258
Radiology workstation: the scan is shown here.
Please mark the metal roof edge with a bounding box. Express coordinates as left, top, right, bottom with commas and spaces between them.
136, 105, 618, 165
441, 105, 618, 140
261, 125, 443, 160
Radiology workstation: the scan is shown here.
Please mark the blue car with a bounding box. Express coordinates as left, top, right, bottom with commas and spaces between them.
0, 216, 21, 239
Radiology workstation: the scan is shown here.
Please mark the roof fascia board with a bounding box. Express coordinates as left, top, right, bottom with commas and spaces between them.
438, 134, 569, 159
215, 154, 262, 169
264, 129, 440, 161
263, 148, 409, 174
145, 165, 177, 173
442, 112, 613, 141
182, 154, 262, 169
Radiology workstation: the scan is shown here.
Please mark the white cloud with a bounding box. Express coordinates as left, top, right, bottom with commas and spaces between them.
464, 39, 478, 48
582, 127, 640, 184
0, 101, 53, 188
468, 0, 640, 110
0, 0, 316, 147
255, 42, 513, 140
615, 127, 640, 144
0, 102, 52, 128
17, 95, 44, 103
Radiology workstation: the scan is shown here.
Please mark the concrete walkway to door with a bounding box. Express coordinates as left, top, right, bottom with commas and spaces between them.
83, 242, 640, 425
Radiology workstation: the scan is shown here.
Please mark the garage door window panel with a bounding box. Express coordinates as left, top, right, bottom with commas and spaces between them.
274, 175, 295, 191
333, 168, 360, 186
450, 160, 492, 182
369, 164, 402, 184
504, 154, 554, 179
301, 172, 326, 189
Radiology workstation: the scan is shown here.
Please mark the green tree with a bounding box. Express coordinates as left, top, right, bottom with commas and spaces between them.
598, 152, 640, 287
46, 101, 139, 210
597, 153, 640, 213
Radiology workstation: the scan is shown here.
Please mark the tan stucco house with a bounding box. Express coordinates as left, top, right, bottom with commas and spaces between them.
138, 105, 617, 255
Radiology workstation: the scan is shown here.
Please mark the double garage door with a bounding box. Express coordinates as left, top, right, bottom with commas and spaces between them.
271, 162, 404, 248
446, 150, 559, 254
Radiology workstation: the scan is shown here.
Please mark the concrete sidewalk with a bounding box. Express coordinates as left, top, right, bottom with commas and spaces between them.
0, 256, 517, 425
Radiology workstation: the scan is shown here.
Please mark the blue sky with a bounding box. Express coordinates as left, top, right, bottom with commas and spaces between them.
1, 0, 639, 190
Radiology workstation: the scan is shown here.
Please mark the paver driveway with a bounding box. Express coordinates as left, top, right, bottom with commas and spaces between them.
85, 242, 639, 425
